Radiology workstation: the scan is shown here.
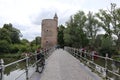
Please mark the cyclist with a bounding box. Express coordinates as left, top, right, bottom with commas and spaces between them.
36, 48, 45, 73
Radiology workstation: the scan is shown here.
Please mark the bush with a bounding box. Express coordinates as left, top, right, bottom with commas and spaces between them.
10, 44, 20, 53
19, 45, 29, 52
0, 40, 10, 53
10, 44, 31, 53
99, 47, 118, 57
30, 45, 40, 52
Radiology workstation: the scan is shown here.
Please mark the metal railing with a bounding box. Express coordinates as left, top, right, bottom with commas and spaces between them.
65, 47, 120, 80
0, 47, 55, 80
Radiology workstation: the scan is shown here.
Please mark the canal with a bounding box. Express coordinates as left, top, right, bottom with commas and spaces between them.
1, 57, 36, 80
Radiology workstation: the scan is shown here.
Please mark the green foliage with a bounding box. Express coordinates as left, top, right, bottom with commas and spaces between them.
10, 44, 20, 53
0, 28, 11, 43
20, 39, 29, 45
96, 9, 112, 37
99, 34, 118, 57
94, 34, 104, 48
101, 35, 113, 48
9, 44, 30, 53
95, 3, 120, 50
64, 11, 89, 48
0, 40, 10, 53
99, 48, 111, 57
85, 11, 100, 47
3, 23, 21, 44
0, 53, 21, 58
58, 25, 65, 47
110, 3, 120, 37
35, 36, 41, 45
30, 36, 41, 52
99, 47, 118, 57
63, 3, 119, 57
0, 23, 42, 59
30, 45, 40, 52
0, 23, 30, 55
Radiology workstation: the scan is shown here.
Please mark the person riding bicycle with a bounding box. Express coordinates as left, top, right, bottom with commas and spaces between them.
36, 48, 45, 73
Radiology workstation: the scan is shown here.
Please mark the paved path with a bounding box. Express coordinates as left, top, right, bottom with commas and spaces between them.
39, 49, 102, 80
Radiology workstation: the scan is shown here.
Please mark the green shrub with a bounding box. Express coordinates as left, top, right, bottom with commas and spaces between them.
99, 47, 118, 57
30, 45, 40, 52
0, 40, 10, 53
19, 45, 29, 52
10, 44, 19, 53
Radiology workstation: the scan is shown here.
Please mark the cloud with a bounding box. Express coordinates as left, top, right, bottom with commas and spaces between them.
29, 7, 79, 26
0, 0, 120, 41
29, 9, 57, 25
13, 23, 41, 41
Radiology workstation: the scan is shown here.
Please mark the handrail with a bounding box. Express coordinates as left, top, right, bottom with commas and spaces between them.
5, 58, 26, 68
0, 47, 55, 80
65, 47, 120, 80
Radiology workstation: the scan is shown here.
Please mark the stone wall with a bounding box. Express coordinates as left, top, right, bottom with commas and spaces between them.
41, 15, 58, 48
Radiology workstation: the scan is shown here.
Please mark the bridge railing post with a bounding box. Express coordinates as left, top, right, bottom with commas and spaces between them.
71, 48, 72, 54
74, 48, 76, 57
77, 49, 79, 58
92, 52, 94, 61
105, 53, 108, 80
25, 55, 29, 80
71, 47, 72, 54
69, 47, 71, 53
74, 48, 75, 57
71, 48, 74, 55
0, 59, 4, 80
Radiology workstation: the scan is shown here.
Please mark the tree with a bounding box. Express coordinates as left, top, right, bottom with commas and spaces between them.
99, 34, 114, 57
64, 11, 89, 48
64, 16, 75, 46
20, 39, 29, 45
35, 36, 41, 46
96, 9, 112, 37
29, 36, 41, 52
85, 11, 101, 47
0, 40, 10, 53
0, 28, 11, 43
3, 23, 21, 44
57, 25, 65, 47
110, 3, 120, 37
109, 3, 120, 50
95, 34, 104, 48
0, 23, 23, 54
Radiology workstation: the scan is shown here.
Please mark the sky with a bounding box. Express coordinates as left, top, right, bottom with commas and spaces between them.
0, 0, 120, 41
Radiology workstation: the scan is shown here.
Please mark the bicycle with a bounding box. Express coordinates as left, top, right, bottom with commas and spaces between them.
36, 57, 45, 73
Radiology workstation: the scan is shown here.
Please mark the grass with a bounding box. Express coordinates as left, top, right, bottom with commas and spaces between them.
0, 53, 21, 58
112, 54, 120, 61
113, 57, 120, 61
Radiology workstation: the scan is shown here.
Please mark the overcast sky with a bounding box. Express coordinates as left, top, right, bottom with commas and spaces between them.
0, 0, 120, 41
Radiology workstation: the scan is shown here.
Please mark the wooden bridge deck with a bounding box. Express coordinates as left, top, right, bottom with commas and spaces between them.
29, 49, 102, 80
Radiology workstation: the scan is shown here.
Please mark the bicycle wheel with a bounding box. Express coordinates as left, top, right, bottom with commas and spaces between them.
37, 62, 44, 73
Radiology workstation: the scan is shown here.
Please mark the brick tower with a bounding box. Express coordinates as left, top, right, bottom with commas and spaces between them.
41, 13, 58, 48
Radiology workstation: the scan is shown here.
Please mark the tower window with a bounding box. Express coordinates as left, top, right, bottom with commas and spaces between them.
46, 41, 48, 43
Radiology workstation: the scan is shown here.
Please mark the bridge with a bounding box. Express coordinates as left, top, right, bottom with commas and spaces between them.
0, 47, 120, 80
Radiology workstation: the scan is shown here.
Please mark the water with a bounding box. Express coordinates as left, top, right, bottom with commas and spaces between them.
4, 69, 26, 80
80, 54, 120, 79
1, 57, 36, 80
70, 51, 120, 79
